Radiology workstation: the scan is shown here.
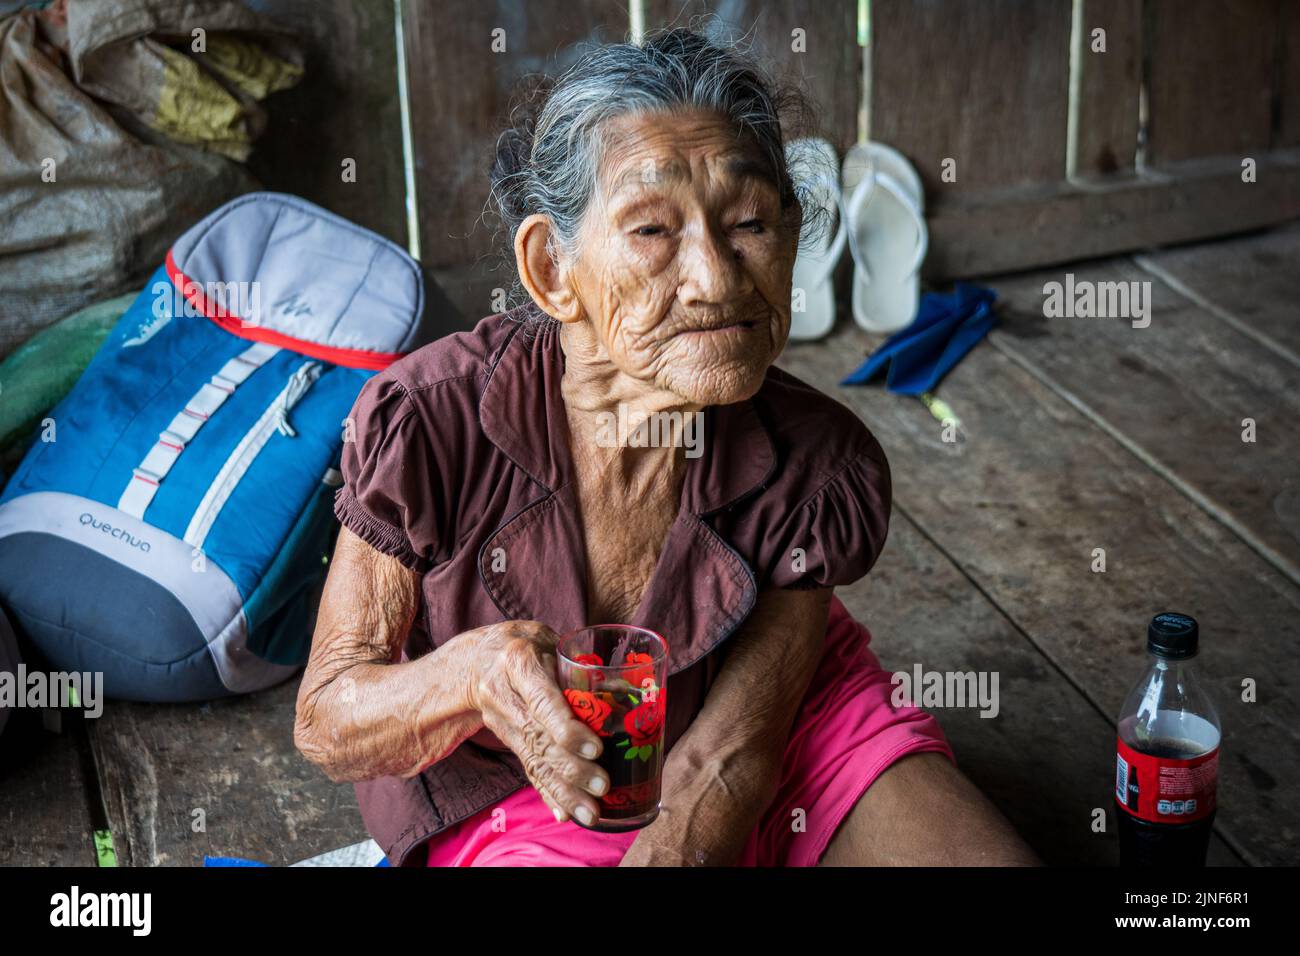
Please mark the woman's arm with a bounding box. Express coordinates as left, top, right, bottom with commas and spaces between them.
294, 526, 485, 780
294, 527, 609, 824
619, 586, 833, 866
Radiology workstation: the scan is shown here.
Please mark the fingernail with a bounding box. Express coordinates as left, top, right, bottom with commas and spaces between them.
581, 742, 598, 758
552, 805, 565, 823
588, 776, 606, 796
575, 806, 595, 826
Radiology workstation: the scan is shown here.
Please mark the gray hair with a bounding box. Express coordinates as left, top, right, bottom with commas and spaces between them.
489, 27, 824, 311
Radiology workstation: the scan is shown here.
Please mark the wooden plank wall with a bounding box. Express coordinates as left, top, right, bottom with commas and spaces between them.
1283, 0, 1300, 148
246, 0, 408, 247
644, 0, 860, 151
870, 0, 1072, 193
403, 0, 630, 272
870, 0, 1300, 278
402, 0, 630, 327
1144, 0, 1279, 165
1073, 0, 1142, 177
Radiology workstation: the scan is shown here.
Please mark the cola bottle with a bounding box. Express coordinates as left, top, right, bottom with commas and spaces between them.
1115, 612, 1221, 867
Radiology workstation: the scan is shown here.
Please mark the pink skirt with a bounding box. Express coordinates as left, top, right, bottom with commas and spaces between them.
425, 596, 955, 866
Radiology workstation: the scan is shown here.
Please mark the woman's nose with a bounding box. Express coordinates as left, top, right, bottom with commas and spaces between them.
678, 225, 754, 306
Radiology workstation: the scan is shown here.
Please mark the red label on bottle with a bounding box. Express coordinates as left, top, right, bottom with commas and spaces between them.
1115, 736, 1218, 824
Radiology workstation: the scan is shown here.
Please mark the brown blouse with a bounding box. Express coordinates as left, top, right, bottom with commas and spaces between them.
333, 303, 892, 865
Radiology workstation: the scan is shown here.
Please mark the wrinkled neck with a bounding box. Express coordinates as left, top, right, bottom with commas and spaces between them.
558, 321, 701, 493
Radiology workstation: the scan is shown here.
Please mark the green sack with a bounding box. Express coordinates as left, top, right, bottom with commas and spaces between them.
0, 292, 137, 473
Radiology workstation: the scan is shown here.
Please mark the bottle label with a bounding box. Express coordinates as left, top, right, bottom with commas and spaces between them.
1115, 736, 1218, 824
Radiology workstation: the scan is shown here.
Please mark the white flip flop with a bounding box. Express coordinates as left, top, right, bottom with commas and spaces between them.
842, 141, 929, 334
786, 137, 848, 341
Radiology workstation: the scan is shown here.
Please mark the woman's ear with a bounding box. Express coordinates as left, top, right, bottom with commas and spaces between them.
515, 213, 583, 323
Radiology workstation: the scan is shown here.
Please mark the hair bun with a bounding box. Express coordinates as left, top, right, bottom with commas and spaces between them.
491, 126, 530, 185
490, 91, 546, 242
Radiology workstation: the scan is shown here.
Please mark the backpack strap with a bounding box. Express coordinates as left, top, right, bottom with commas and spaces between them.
116, 341, 280, 518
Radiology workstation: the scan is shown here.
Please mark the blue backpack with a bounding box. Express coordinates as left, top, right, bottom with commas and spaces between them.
0, 193, 424, 701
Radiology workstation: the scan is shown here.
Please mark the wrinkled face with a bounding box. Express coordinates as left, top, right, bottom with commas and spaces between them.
565, 108, 799, 405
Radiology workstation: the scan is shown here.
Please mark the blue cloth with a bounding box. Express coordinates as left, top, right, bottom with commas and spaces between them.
841, 283, 998, 394
202, 854, 389, 867
204, 856, 268, 867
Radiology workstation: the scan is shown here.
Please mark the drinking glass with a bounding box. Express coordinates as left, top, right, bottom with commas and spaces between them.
557, 624, 668, 831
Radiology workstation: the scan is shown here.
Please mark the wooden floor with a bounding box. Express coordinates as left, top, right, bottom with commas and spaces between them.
2, 224, 1297, 867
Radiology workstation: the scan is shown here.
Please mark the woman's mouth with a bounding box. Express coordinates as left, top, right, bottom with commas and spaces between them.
680, 319, 757, 336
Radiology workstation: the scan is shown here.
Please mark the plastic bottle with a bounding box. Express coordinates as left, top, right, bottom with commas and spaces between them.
1115, 612, 1221, 867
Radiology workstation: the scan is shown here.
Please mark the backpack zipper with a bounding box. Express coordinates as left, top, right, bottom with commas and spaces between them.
183, 361, 322, 549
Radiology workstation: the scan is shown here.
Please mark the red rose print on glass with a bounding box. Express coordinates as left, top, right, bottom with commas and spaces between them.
563, 688, 613, 737
557, 625, 668, 832
624, 690, 665, 750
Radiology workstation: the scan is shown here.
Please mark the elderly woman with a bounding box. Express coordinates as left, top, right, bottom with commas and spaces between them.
294, 29, 1038, 867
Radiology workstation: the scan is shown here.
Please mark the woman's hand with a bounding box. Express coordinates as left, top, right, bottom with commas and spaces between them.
466, 620, 610, 827
619, 587, 833, 866
297, 530, 609, 830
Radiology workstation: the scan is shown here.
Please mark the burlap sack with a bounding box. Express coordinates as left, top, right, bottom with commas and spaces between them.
0, 0, 303, 358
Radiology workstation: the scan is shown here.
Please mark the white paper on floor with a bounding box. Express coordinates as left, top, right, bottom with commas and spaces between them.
290, 839, 386, 867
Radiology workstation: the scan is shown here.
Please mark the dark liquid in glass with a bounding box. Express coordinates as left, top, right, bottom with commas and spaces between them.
580, 679, 664, 831
560, 626, 668, 833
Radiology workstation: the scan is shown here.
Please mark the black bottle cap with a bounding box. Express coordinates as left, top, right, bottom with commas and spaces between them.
1148, 612, 1199, 659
